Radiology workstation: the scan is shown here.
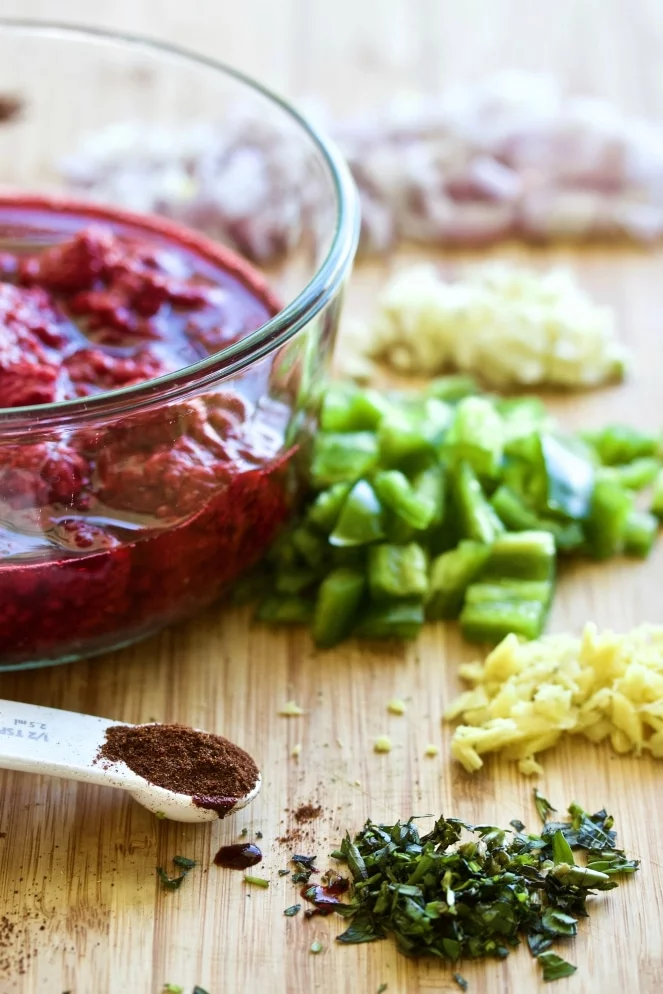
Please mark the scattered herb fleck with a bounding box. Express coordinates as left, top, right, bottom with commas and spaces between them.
239, 827, 248, 837
453, 975, 468, 991
193, 988, 210, 994
156, 867, 187, 892
172, 856, 196, 871
310, 939, 323, 954
278, 869, 291, 877
328, 791, 637, 983
284, 904, 301, 917
374, 735, 392, 754
534, 789, 556, 823
162, 986, 183, 993
377, 985, 388, 993
244, 875, 269, 888
538, 951, 578, 982
155, 810, 166, 820
256, 831, 263, 840
509, 819, 525, 833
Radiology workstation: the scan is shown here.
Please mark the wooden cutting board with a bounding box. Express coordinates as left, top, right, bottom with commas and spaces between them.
0, 1, 662, 992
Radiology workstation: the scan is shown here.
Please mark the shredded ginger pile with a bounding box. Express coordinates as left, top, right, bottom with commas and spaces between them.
445, 623, 663, 774
345, 262, 628, 388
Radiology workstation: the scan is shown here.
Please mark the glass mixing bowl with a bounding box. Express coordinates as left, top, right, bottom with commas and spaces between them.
0, 19, 359, 670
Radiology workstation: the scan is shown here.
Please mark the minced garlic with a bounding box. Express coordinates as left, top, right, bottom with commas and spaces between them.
278, 700, 305, 717
351, 262, 627, 389
424, 744, 439, 757
386, 698, 407, 715
445, 623, 663, 773
374, 735, 393, 754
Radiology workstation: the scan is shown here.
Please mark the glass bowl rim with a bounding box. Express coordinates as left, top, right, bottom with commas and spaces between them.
0, 16, 360, 430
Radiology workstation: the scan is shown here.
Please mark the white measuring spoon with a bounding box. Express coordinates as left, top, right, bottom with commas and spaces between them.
0, 699, 261, 823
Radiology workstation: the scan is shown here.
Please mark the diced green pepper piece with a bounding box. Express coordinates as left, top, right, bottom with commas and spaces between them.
581, 425, 659, 465
464, 581, 552, 605
443, 396, 504, 478
497, 397, 554, 443
310, 432, 379, 488
373, 465, 444, 532
354, 601, 424, 640
426, 541, 491, 620
312, 568, 365, 648
481, 531, 556, 581
257, 596, 313, 624
451, 462, 505, 544
585, 479, 633, 560
320, 384, 391, 432
539, 434, 595, 520
623, 509, 658, 558
597, 457, 661, 491
382, 511, 415, 545
460, 599, 548, 644
412, 465, 446, 529
491, 485, 585, 552
291, 526, 328, 568
329, 481, 384, 547
368, 543, 429, 600
275, 567, 319, 595
307, 483, 352, 533
378, 403, 448, 469
651, 468, 663, 519
426, 375, 478, 403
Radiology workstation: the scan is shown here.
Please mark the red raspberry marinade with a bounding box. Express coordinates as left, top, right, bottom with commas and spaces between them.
0, 198, 292, 666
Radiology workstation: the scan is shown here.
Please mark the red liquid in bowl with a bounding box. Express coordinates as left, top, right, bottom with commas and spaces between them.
0, 197, 292, 667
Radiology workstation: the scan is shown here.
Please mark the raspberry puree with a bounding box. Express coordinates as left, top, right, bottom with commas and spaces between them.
0, 197, 292, 666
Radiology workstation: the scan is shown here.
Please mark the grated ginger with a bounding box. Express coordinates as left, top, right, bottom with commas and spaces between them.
346, 262, 628, 388
445, 623, 663, 773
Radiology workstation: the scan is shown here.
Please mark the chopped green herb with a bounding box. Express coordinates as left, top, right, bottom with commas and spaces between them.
239, 827, 248, 837
310, 939, 323, 954
453, 975, 468, 991
193, 988, 210, 994
551, 829, 575, 866
534, 789, 556, 823
330, 792, 636, 980
244, 875, 269, 888
291, 871, 311, 884
171, 855, 196, 871
255, 831, 263, 839
156, 867, 187, 892
162, 986, 183, 993
538, 951, 578, 982
284, 904, 301, 917
154, 810, 166, 820
509, 819, 525, 833
377, 985, 388, 994
278, 869, 291, 877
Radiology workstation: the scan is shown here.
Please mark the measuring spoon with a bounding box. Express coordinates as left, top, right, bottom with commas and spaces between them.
0, 699, 261, 823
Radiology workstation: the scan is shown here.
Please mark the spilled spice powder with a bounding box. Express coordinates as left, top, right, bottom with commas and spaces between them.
294, 804, 322, 824
98, 723, 259, 817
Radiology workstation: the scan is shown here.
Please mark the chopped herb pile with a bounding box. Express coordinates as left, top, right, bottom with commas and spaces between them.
251, 376, 663, 647
328, 792, 637, 983
157, 855, 197, 892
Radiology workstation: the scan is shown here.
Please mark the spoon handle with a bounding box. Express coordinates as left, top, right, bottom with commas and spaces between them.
0, 698, 125, 785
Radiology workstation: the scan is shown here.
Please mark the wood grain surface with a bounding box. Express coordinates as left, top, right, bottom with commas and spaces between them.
0, 1, 662, 992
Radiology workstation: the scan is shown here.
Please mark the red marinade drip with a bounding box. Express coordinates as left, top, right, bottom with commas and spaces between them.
0, 200, 291, 665
214, 843, 263, 869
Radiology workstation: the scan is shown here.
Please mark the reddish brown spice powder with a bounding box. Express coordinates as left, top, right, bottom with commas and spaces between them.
294, 803, 322, 824
98, 723, 259, 817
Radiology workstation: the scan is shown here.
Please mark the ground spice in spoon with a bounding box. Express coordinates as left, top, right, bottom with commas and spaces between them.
98, 723, 259, 817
